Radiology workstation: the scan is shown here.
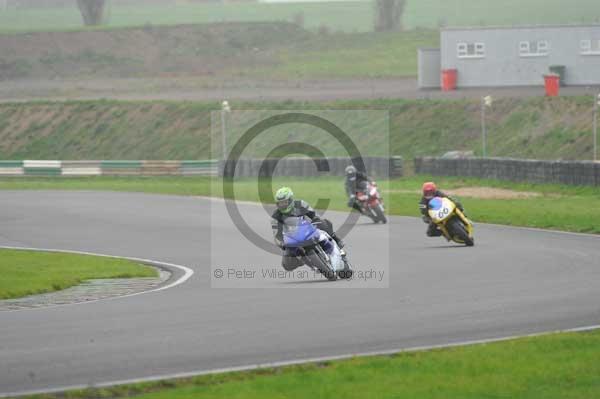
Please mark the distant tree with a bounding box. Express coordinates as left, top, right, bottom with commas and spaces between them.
374, 0, 406, 32
77, 0, 106, 26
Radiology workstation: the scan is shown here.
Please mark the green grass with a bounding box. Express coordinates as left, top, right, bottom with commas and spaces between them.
258, 29, 438, 79
1, 0, 599, 33
0, 2, 374, 34
17, 329, 600, 399
1, 174, 599, 234
0, 249, 157, 299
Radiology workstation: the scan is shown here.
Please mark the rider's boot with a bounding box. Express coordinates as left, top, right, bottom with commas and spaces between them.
332, 234, 348, 259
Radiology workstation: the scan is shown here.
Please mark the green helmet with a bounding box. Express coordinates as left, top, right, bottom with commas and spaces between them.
275, 187, 294, 214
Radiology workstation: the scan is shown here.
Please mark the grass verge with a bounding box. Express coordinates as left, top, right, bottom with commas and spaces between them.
255, 29, 438, 79
0, 249, 157, 300
15, 329, 600, 399
1, 174, 599, 234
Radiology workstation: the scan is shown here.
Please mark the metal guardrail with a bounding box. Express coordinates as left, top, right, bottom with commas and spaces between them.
220, 157, 403, 178
0, 160, 219, 177
415, 157, 600, 186
0, 157, 403, 178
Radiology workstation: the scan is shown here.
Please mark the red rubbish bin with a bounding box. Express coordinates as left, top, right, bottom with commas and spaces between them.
441, 69, 457, 91
544, 74, 560, 96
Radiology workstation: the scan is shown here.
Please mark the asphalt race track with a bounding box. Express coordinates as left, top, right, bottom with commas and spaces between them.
1, 191, 599, 396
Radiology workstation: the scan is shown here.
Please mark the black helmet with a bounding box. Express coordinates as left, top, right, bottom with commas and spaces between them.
345, 165, 357, 180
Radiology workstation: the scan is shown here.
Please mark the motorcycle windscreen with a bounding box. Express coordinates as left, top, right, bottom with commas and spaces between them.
282, 216, 320, 247
428, 197, 456, 223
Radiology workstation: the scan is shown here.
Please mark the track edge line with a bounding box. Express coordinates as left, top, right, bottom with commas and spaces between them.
2, 323, 599, 398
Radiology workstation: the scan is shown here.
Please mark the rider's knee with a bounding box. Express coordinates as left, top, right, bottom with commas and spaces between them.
426, 225, 441, 237
321, 218, 333, 234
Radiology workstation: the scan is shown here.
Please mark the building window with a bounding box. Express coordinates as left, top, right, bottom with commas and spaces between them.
519, 40, 549, 57
581, 39, 600, 55
457, 42, 485, 59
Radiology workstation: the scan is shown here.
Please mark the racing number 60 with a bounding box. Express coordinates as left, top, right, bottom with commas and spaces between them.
438, 207, 449, 219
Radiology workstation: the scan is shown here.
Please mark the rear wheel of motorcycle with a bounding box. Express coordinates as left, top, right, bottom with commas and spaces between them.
373, 204, 387, 224
364, 207, 378, 223
450, 217, 474, 246
306, 250, 337, 281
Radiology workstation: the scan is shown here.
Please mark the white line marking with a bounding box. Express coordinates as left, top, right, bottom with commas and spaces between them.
2, 323, 600, 398
473, 221, 600, 238
0, 246, 194, 311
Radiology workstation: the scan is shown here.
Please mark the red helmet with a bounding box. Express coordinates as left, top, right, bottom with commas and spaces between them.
422, 182, 437, 199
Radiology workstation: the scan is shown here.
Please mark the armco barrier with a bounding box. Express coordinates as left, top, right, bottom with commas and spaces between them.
415, 157, 600, 186
181, 160, 219, 176
100, 160, 143, 176
141, 160, 181, 176
61, 161, 102, 176
23, 160, 62, 176
220, 156, 403, 178
0, 158, 402, 178
0, 160, 219, 177
0, 160, 24, 176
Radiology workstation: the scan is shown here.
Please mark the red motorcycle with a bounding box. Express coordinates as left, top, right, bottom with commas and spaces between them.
355, 182, 387, 224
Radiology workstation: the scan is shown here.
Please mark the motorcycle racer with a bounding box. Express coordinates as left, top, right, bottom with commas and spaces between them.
271, 187, 347, 271
344, 165, 374, 213
419, 182, 465, 237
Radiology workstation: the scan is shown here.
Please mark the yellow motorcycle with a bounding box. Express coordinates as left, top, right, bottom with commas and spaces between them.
427, 197, 474, 246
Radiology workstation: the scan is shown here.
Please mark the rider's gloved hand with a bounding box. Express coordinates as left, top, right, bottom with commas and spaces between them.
422, 215, 431, 224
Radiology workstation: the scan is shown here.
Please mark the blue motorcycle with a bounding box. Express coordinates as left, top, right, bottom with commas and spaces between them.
282, 216, 353, 281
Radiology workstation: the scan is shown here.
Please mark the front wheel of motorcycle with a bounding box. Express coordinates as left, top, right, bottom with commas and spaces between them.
450, 217, 474, 246
373, 204, 387, 224
337, 268, 353, 279
306, 249, 337, 281
337, 258, 353, 280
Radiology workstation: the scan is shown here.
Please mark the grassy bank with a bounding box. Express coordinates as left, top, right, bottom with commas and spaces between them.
256, 29, 438, 79
16, 329, 600, 399
1, 97, 598, 161
0, 249, 157, 299
0, 23, 437, 80
1, 0, 599, 33
1, 175, 599, 234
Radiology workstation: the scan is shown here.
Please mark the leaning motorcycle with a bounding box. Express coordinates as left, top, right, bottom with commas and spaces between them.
355, 181, 387, 224
427, 196, 474, 246
281, 216, 353, 281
